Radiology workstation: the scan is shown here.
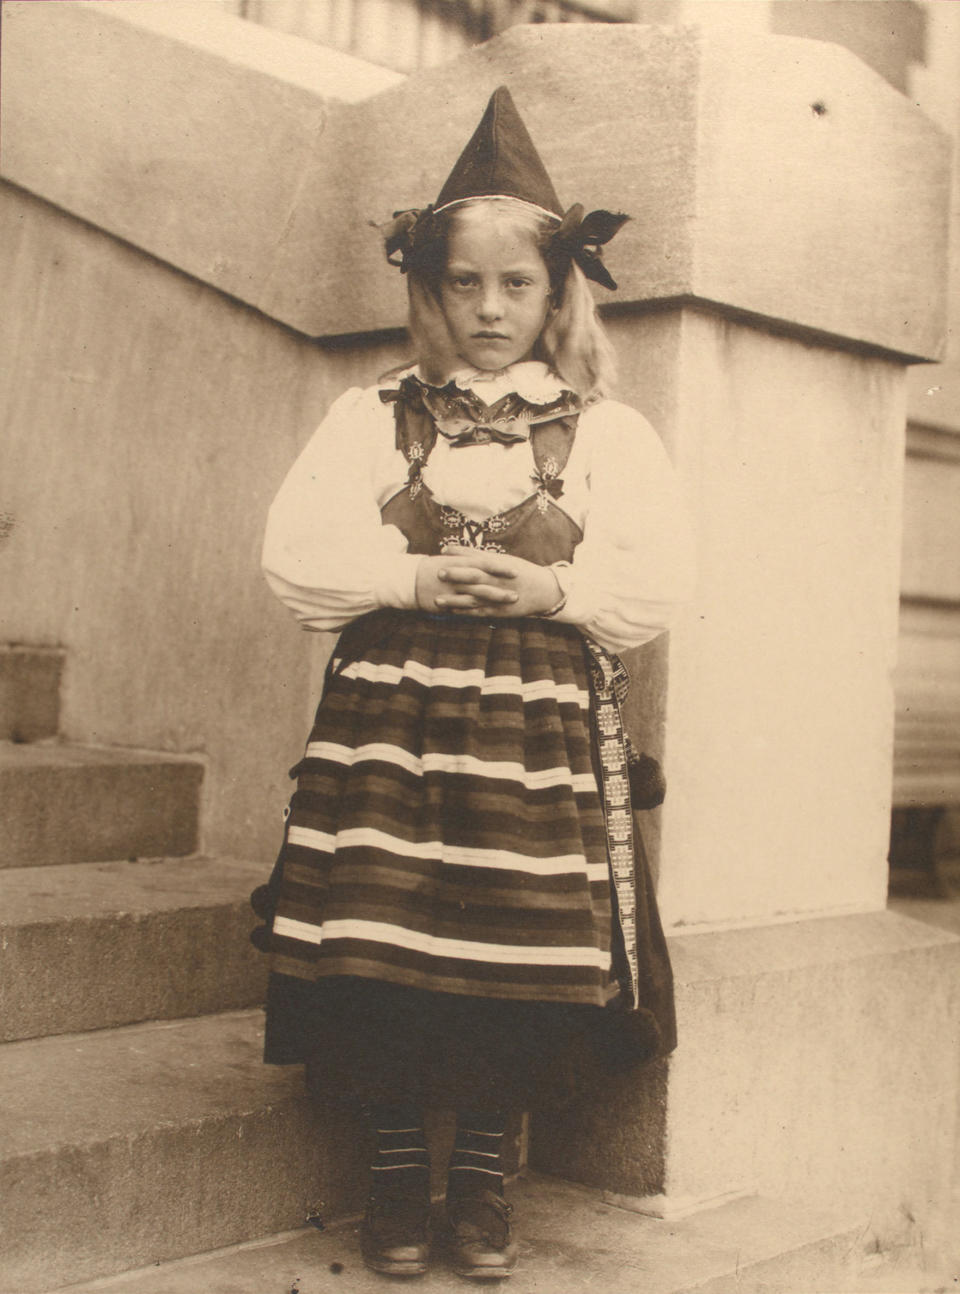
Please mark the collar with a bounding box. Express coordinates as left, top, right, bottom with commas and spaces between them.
442, 361, 573, 407
383, 360, 575, 409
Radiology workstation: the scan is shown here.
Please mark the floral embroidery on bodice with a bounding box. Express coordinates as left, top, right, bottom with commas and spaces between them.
379, 373, 584, 564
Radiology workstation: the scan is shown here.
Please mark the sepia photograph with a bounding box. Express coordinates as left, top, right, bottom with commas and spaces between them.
1, 1, 958, 1290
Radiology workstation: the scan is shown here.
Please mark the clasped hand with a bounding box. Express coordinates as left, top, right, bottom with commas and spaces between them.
415, 546, 562, 618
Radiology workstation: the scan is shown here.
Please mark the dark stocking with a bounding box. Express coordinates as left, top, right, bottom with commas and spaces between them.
447, 1109, 506, 1198
366, 1104, 430, 1199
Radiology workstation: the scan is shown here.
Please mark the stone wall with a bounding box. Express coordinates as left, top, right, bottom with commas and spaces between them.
0, 180, 402, 859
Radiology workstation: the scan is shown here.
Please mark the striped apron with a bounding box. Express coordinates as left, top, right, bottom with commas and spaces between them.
258, 380, 675, 1087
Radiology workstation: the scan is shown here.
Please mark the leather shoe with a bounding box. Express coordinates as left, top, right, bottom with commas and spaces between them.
361, 1192, 430, 1276
446, 1189, 518, 1279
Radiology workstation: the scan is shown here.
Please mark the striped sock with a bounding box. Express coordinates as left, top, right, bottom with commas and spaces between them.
447, 1110, 506, 1198
367, 1106, 430, 1198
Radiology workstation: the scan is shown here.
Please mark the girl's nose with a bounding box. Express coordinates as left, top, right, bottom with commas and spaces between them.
476, 286, 504, 322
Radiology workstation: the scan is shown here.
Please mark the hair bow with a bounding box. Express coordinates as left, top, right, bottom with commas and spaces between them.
378, 206, 433, 274
550, 204, 630, 291
433, 414, 530, 448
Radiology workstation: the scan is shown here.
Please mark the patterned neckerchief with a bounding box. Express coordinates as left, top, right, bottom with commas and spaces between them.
380, 371, 582, 449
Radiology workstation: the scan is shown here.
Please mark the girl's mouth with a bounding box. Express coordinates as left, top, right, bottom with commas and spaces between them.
473, 332, 509, 340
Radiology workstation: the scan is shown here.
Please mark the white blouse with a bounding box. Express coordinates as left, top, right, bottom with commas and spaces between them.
262, 362, 696, 654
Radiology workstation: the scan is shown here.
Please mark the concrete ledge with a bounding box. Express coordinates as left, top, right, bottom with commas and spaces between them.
50, 1174, 864, 1294
0, 644, 63, 742
0, 856, 268, 1041
0, 1010, 368, 1291
0, 0, 400, 333
0, 742, 203, 867
1, 6, 949, 358
532, 909, 960, 1250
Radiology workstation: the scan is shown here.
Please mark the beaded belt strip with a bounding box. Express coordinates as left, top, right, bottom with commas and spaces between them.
585, 639, 639, 1008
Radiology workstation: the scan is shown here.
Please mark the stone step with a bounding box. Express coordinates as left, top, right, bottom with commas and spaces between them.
45, 1174, 867, 1294
0, 644, 64, 742
0, 742, 203, 867
0, 1010, 370, 1292
0, 856, 269, 1042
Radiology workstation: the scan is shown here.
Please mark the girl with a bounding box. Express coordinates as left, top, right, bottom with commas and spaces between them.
253, 86, 695, 1280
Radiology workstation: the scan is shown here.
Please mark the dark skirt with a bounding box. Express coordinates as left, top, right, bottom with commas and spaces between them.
255, 610, 675, 1108
269, 974, 666, 1112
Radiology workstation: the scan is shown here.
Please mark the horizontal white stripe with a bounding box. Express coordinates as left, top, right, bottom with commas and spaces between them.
304, 740, 597, 793
449, 1165, 502, 1176
287, 825, 336, 852
286, 824, 608, 880
339, 658, 589, 708
273, 916, 612, 969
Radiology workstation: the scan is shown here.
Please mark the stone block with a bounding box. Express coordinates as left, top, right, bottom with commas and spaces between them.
46, 1174, 865, 1294
1, 5, 949, 358
0, 644, 63, 742
892, 600, 960, 810
0, 181, 359, 863
0, 856, 268, 1041
0, 0, 399, 335
0, 1010, 368, 1291
901, 424, 960, 603
0, 743, 203, 867
610, 309, 906, 926
531, 910, 960, 1253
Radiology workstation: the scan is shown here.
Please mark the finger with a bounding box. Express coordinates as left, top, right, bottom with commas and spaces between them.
440, 547, 517, 578
450, 603, 500, 616
438, 566, 493, 586
434, 593, 480, 609
457, 603, 513, 617
458, 584, 519, 605
438, 588, 516, 608
441, 572, 516, 593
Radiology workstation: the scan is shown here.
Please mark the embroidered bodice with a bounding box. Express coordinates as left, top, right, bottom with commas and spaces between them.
379, 374, 584, 565
260, 361, 696, 651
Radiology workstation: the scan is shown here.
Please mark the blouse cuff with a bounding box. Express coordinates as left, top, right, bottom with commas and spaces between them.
546, 561, 600, 629
373, 551, 423, 611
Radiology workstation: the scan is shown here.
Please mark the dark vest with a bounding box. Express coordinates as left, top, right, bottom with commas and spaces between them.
379, 376, 584, 566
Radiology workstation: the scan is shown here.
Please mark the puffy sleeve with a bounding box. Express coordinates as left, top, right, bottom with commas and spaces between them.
261, 385, 422, 631
550, 400, 696, 653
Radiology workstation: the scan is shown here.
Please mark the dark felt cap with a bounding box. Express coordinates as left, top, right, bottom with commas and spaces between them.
434, 86, 563, 219
381, 86, 629, 289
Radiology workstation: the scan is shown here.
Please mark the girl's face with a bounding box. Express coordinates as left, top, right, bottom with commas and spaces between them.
439, 213, 552, 372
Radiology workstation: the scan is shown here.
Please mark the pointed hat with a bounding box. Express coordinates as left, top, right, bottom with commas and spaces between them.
381, 86, 629, 290
434, 85, 563, 219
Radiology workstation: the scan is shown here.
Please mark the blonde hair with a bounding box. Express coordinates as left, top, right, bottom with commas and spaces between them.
405, 198, 618, 400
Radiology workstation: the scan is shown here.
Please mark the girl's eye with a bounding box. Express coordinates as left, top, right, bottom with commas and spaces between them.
506, 278, 532, 291
449, 276, 476, 291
